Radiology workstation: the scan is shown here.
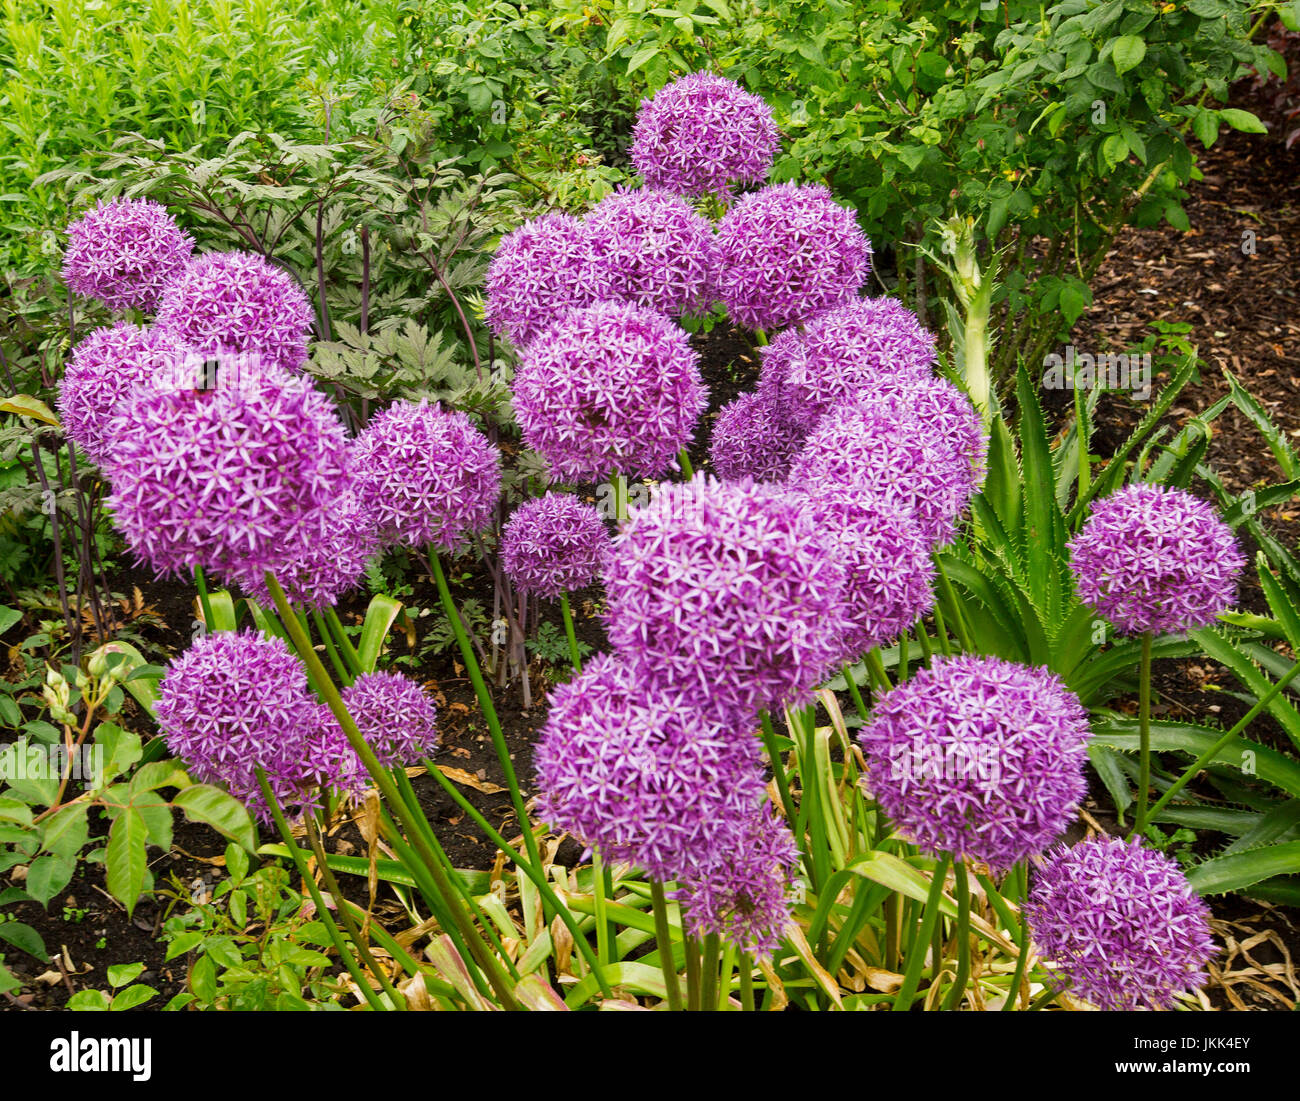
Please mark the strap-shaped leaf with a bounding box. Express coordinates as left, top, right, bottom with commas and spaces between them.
1190, 627, 1300, 751
1186, 841, 1300, 897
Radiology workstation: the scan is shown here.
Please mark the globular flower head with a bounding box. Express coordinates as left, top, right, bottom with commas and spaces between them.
155, 630, 363, 822
511, 301, 706, 482
1025, 835, 1216, 1010
57, 323, 192, 466
602, 475, 850, 717
231, 486, 381, 610
501, 492, 610, 599
62, 197, 194, 313
672, 803, 798, 958
105, 362, 353, 579
708, 389, 807, 483
532, 653, 767, 880
1067, 484, 1245, 635
713, 183, 871, 332
788, 385, 984, 547
629, 71, 779, 202
484, 213, 599, 346
759, 297, 936, 431
155, 250, 314, 373
799, 492, 935, 663
341, 671, 438, 769
352, 400, 501, 552
584, 188, 717, 317
858, 654, 1090, 872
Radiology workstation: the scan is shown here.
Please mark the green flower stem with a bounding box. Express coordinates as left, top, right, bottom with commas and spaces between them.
324, 606, 362, 675
1074, 378, 1090, 501
559, 592, 583, 672
700, 934, 720, 1009
892, 851, 951, 1012
255, 769, 388, 1011
759, 710, 795, 825
677, 448, 695, 480
884, 892, 901, 972
1134, 630, 1154, 835
942, 858, 971, 1011
739, 952, 755, 1012
193, 565, 214, 631
933, 558, 973, 651
427, 551, 542, 875
1141, 654, 1300, 832
754, 329, 769, 346
914, 617, 934, 668
842, 664, 870, 724
593, 848, 612, 967
650, 880, 683, 1011
1001, 862, 1031, 1012
865, 648, 891, 693
263, 570, 521, 1010
684, 935, 702, 1011
422, 756, 613, 998
302, 811, 408, 1009
312, 608, 352, 686
898, 629, 910, 681
335, 896, 457, 1003
1028, 978, 1069, 1011
931, 602, 953, 657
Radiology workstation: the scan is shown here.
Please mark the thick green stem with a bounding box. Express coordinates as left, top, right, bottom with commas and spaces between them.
739, 952, 755, 1012
677, 448, 695, 481
892, 852, 951, 1012
1002, 862, 1031, 1012
312, 608, 352, 686
943, 858, 971, 1011
699, 933, 720, 1010
759, 711, 795, 825
324, 606, 362, 675
650, 880, 683, 1011
559, 591, 582, 672
263, 571, 521, 1010
684, 935, 702, 1011
193, 565, 215, 632
1134, 630, 1154, 835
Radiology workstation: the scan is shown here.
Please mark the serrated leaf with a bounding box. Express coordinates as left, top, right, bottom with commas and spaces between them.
0, 920, 45, 960
1186, 841, 1300, 896
1110, 35, 1146, 76
172, 785, 256, 853
106, 807, 148, 917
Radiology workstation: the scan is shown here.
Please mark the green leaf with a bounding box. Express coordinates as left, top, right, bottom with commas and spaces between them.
110, 984, 157, 1011
1059, 281, 1091, 324
0, 797, 33, 827
358, 594, 402, 672
173, 785, 257, 853
39, 802, 89, 862
1110, 35, 1146, 76
190, 952, 217, 1003
1224, 369, 1298, 479
224, 842, 249, 885
563, 962, 668, 1007
128, 761, 188, 795
1186, 841, 1300, 896
107, 961, 145, 988
1192, 108, 1220, 148
25, 853, 73, 907
1221, 799, 1300, 857
93, 723, 142, 787
0, 920, 46, 960
106, 807, 148, 918
1016, 364, 1066, 619
0, 606, 21, 637
1190, 627, 1300, 750
625, 44, 660, 76
0, 395, 59, 426
1218, 108, 1267, 134
66, 989, 111, 1011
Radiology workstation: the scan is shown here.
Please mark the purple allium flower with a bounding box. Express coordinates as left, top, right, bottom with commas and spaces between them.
629, 71, 779, 202
155, 630, 363, 822
1067, 484, 1245, 635
352, 400, 501, 552
511, 301, 707, 482
799, 492, 936, 663
602, 476, 850, 717
532, 653, 767, 880
713, 183, 871, 332
787, 386, 983, 546
672, 803, 798, 958
708, 389, 807, 483
105, 363, 353, 579
758, 297, 937, 431
501, 492, 610, 599
484, 213, 599, 347
62, 197, 194, 313
155, 250, 314, 373
57, 323, 192, 466
1025, 835, 1216, 1010
584, 188, 716, 317
231, 487, 380, 610
340, 671, 439, 768
858, 654, 1090, 872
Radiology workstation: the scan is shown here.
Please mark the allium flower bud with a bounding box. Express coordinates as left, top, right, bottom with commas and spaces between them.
340, 671, 439, 768
155, 250, 314, 373
532, 653, 767, 880
57, 323, 191, 466
511, 301, 707, 482
672, 803, 798, 958
501, 492, 610, 599
484, 213, 599, 347
352, 400, 501, 552
1067, 484, 1245, 635
713, 183, 871, 331
858, 654, 1090, 872
1025, 835, 1216, 1010
758, 297, 937, 431
156, 631, 363, 821
629, 71, 780, 201
602, 476, 850, 717
584, 188, 716, 317
708, 390, 807, 483
105, 363, 353, 579
62, 197, 194, 313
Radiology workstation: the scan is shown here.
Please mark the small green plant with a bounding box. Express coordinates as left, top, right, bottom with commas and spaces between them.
527, 620, 591, 667
66, 962, 167, 1011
